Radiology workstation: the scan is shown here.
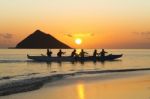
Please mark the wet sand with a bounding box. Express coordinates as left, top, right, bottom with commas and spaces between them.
2, 71, 150, 99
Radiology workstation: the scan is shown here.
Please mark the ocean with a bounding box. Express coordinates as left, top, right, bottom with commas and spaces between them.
0, 49, 150, 98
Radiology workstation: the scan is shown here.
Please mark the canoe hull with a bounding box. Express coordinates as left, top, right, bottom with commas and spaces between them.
27, 54, 123, 62
27, 55, 75, 62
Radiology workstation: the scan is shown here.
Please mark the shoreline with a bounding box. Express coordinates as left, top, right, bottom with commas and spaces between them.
2, 70, 150, 99
1, 68, 150, 97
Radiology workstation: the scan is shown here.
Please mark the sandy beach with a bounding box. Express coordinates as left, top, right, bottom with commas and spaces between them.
2, 70, 150, 99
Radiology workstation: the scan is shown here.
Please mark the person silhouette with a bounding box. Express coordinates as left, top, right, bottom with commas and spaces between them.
79, 49, 88, 58
47, 49, 52, 57
57, 49, 66, 57
99, 49, 107, 57
93, 49, 98, 57
71, 49, 77, 57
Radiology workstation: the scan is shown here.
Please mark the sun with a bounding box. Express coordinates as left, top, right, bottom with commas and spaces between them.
75, 38, 82, 45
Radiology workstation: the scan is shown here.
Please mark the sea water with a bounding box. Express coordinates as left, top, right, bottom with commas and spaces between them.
0, 49, 150, 77
0, 49, 150, 96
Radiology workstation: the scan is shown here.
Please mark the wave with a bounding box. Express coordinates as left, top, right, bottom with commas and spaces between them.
0, 73, 39, 81
0, 68, 150, 96
0, 60, 30, 63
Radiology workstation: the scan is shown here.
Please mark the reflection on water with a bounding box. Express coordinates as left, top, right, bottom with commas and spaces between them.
0, 49, 150, 77
77, 83, 85, 99
26, 60, 123, 74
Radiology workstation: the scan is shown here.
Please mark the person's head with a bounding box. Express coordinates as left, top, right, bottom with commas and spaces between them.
94, 49, 97, 52
102, 49, 104, 51
81, 49, 84, 52
74, 49, 76, 52
59, 49, 61, 52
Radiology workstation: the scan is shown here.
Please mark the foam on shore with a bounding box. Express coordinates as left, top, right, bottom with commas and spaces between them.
1, 68, 150, 96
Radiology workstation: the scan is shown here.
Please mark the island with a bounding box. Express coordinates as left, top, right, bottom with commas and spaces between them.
16, 30, 71, 49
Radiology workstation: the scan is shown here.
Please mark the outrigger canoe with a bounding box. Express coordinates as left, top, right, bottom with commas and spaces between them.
27, 54, 123, 62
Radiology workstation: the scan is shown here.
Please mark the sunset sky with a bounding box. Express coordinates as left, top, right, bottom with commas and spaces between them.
0, 0, 150, 48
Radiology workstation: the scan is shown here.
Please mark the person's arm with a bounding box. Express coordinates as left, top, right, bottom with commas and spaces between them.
84, 52, 88, 54
62, 52, 66, 54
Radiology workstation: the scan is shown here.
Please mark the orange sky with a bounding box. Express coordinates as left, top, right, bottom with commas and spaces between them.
0, 0, 150, 48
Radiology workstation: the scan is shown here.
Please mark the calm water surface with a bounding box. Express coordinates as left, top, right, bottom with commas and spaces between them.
0, 49, 150, 77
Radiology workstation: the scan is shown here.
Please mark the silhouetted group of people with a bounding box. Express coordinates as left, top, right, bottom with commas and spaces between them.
47, 49, 108, 58
93, 49, 107, 57
70, 49, 88, 57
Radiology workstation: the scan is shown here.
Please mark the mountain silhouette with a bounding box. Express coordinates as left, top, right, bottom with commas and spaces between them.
16, 30, 71, 49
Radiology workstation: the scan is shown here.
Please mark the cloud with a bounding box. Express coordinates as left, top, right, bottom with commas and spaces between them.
65, 33, 94, 38
65, 34, 73, 37
141, 32, 150, 36
133, 31, 150, 40
90, 33, 95, 36
0, 33, 13, 39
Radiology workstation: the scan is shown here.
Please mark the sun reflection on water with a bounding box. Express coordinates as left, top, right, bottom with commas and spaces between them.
77, 83, 85, 99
